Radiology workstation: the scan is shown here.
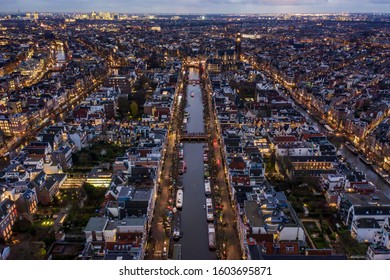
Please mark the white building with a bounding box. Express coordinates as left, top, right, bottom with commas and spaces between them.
276, 142, 319, 157
351, 218, 381, 243
366, 245, 390, 260
373, 217, 390, 249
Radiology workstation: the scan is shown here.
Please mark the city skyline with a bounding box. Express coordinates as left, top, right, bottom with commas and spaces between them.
1, 0, 390, 14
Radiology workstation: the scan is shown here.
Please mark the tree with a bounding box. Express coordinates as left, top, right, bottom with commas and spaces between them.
130, 102, 139, 117
118, 96, 130, 117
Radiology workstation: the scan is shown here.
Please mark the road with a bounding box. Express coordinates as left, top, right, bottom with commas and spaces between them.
146, 75, 184, 259
203, 69, 242, 260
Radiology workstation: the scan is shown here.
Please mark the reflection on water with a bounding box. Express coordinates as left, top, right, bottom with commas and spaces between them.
175, 68, 216, 260
337, 145, 390, 197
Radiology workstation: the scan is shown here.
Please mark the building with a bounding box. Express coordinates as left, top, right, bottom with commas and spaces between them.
366, 244, 390, 260
52, 146, 73, 171
235, 32, 242, 61
351, 218, 381, 243
215, 49, 237, 71
107, 76, 132, 95
338, 192, 390, 228
83, 216, 147, 260
0, 199, 18, 242
86, 167, 112, 188
29, 172, 66, 205
0, 114, 12, 136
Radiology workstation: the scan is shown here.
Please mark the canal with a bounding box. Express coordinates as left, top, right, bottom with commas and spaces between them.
55, 44, 66, 68
337, 145, 390, 197
176, 68, 216, 260
286, 91, 390, 196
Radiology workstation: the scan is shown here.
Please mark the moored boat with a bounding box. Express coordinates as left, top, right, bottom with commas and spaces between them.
345, 142, 358, 154
371, 164, 389, 179
359, 154, 373, 166
208, 223, 216, 250
176, 189, 183, 209
206, 198, 214, 221
172, 244, 182, 259
173, 211, 182, 240
179, 160, 187, 174
204, 179, 211, 195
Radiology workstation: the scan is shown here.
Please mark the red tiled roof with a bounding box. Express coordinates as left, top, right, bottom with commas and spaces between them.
302, 133, 324, 140
273, 136, 297, 143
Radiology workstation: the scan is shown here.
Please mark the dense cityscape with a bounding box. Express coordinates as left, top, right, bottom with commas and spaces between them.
0, 11, 389, 261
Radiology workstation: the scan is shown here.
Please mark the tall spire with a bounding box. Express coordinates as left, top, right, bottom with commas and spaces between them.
235, 32, 242, 62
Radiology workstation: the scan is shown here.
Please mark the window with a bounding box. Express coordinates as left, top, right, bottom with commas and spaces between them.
286, 246, 295, 252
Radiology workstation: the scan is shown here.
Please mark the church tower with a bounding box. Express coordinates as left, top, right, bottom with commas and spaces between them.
235, 32, 242, 62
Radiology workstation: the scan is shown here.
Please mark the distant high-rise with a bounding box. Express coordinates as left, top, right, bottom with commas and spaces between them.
235, 32, 242, 62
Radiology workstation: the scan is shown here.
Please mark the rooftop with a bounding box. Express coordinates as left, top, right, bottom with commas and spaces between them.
84, 217, 108, 232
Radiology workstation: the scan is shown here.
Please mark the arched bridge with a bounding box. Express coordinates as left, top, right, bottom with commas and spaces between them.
188, 79, 200, 85
180, 133, 208, 142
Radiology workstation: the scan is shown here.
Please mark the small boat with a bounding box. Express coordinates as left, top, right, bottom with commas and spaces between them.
190, 92, 194, 97
345, 143, 358, 155
172, 244, 182, 260
179, 160, 187, 174
359, 154, 373, 166
371, 164, 389, 178
205, 179, 211, 195
179, 147, 184, 159
173, 211, 182, 240
208, 224, 216, 250
176, 189, 183, 209
206, 198, 214, 222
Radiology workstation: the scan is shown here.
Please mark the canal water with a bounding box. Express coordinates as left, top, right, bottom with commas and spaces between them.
176, 68, 216, 260
288, 92, 390, 196
55, 45, 66, 66
337, 145, 390, 197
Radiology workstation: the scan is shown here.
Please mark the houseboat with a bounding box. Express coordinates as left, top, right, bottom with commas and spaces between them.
371, 164, 389, 179
208, 223, 216, 250
176, 189, 183, 209
206, 198, 214, 221
345, 142, 358, 155
204, 179, 211, 195
173, 211, 182, 240
172, 244, 182, 260
179, 160, 187, 174
359, 154, 374, 166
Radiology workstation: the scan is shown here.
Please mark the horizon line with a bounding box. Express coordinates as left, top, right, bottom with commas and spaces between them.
2, 11, 390, 15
